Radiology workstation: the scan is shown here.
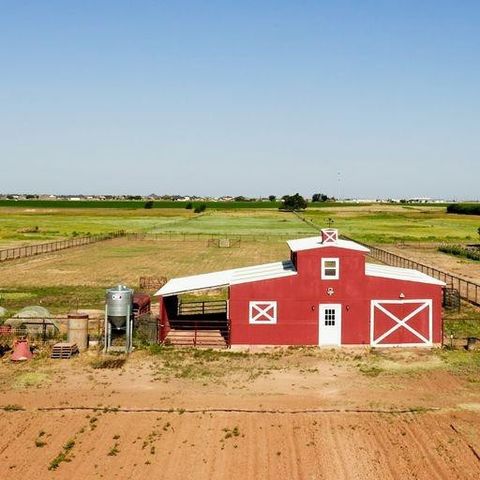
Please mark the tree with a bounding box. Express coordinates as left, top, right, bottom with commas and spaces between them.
280, 193, 307, 211
144, 200, 154, 209
268, 195, 276, 202
312, 193, 330, 202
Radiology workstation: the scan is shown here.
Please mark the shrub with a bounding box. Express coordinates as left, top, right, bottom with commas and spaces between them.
194, 203, 207, 214
438, 245, 480, 261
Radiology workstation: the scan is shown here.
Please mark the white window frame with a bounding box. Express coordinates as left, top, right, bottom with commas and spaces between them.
249, 301, 277, 325
321, 258, 339, 280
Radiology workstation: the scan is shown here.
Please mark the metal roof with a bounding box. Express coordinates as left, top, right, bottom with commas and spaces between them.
287, 236, 370, 253
365, 263, 446, 286
156, 260, 297, 297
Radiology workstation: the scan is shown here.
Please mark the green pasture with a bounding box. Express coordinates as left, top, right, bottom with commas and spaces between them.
1, 204, 479, 246
0, 208, 316, 245
148, 210, 315, 236
0, 208, 191, 245
303, 206, 480, 244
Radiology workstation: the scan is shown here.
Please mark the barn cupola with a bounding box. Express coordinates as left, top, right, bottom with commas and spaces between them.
321, 228, 338, 244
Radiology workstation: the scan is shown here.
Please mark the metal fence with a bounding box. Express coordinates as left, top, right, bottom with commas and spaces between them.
127, 232, 306, 243
178, 300, 227, 316
342, 235, 480, 307
0, 230, 126, 262
0, 318, 60, 343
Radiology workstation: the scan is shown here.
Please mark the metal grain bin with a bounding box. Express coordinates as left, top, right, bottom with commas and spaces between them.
106, 285, 133, 329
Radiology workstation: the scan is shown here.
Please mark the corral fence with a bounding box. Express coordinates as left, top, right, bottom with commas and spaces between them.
178, 300, 227, 316
126, 232, 307, 243
0, 318, 60, 344
0, 230, 126, 263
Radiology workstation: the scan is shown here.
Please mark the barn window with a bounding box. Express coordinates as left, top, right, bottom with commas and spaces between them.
321, 258, 339, 280
324, 308, 336, 326
249, 301, 277, 324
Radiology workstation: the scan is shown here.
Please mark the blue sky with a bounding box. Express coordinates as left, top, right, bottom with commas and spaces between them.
0, 1, 479, 198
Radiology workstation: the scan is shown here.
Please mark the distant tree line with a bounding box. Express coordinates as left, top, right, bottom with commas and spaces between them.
447, 203, 480, 216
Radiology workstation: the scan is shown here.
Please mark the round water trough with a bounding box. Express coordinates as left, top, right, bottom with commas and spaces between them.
67, 313, 89, 351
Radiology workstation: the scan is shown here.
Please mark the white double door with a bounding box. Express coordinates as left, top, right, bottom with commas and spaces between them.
319, 304, 342, 346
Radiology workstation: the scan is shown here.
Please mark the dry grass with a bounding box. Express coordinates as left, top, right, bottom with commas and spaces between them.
0, 237, 290, 288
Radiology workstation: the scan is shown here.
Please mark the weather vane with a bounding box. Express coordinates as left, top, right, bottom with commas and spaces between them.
326, 217, 334, 228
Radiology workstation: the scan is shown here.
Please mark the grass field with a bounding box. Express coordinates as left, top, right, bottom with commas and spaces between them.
0, 204, 478, 329
1, 204, 479, 248
303, 205, 480, 243
0, 237, 289, 312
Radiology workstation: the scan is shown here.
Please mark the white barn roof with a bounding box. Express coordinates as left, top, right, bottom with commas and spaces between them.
365, 263, 446, 286
156, 260, 297, 297
287, 236, 370, 253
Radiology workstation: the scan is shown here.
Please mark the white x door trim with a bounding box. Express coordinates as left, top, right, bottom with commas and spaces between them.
370, 299, 433, 347
249, 301, 277, 324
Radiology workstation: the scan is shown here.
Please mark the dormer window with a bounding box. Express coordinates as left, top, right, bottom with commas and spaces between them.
321, 258, 339, 280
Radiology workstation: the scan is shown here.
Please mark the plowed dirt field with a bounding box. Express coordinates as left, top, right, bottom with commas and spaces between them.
1, 348, 479, 479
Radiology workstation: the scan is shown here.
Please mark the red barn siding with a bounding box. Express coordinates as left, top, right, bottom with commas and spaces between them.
229, 246, 443, 346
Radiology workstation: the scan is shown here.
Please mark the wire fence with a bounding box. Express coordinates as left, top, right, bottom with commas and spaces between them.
0, 230, 126, 262
126, 232, 309, 243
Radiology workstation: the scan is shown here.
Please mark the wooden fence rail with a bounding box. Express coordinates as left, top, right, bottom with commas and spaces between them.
0, 230, 126, 262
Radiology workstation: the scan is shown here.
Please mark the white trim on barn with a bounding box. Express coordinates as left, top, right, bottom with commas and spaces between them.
249, 301, 277, 324
370, 299, 433, 347
321, 258, 340, 280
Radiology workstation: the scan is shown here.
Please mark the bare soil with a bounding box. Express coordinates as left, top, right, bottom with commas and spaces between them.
0, 348, 479, 479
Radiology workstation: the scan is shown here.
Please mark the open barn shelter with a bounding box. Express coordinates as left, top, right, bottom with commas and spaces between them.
156, 229, 445, 348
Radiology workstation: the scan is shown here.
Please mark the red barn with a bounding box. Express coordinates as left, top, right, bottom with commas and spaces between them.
156, 229, 445, 347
